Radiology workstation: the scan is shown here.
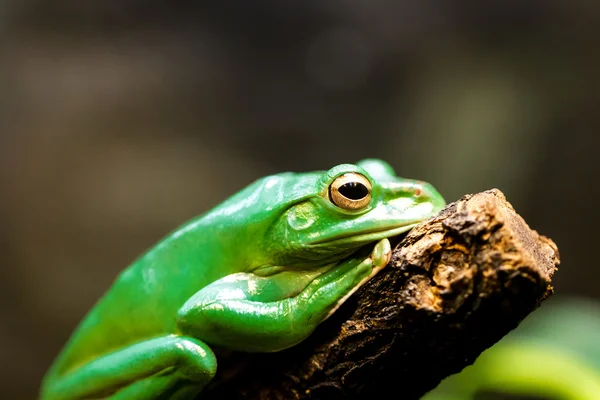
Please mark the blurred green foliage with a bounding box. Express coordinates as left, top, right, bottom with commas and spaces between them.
425, 297, 600, 400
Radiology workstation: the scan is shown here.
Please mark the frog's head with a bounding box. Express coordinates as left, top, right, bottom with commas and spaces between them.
258, 159, 446, 268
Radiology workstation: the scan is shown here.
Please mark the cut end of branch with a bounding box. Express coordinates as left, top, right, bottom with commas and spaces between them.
396, 188, 557, 314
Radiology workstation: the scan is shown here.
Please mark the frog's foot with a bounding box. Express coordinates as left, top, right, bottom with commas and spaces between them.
177, 238, 392, 354
324, 237, 391, 320
41, 335, 216, 400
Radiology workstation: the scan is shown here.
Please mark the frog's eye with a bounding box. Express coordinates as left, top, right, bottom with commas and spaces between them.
329, 173, 372, 211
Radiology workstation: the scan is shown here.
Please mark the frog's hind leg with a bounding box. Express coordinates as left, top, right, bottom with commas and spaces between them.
109, 370, 203, 400
41, 335, 216, 400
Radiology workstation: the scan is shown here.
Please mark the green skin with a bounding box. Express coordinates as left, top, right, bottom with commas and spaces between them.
41, 159, 445, 399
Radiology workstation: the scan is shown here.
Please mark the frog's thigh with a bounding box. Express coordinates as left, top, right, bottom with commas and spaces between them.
44, 335, 216, 400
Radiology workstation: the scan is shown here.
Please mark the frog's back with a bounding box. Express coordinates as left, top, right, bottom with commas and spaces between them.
45, 224, 232, 381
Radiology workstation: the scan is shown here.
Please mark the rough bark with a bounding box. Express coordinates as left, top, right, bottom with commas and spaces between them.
201, 189, 559, 400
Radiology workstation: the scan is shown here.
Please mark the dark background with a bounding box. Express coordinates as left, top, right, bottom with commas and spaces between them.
1, 2, 598, 398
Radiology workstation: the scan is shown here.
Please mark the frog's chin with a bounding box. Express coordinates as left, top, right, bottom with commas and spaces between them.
310, 223, 418, 247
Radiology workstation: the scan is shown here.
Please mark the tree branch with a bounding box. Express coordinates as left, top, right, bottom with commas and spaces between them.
201, 189, 559, 400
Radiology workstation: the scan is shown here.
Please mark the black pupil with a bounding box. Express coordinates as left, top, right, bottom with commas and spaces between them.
339, 182, 369, 200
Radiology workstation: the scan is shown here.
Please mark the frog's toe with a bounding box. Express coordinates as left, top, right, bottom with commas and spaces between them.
371, 238, 392, 268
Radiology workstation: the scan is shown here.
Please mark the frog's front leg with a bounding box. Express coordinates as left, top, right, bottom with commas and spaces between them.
178, 238, 391, 353
41, 335, 216, 400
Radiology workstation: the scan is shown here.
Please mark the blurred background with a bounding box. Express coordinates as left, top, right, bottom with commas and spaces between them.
1, 1, 599, 398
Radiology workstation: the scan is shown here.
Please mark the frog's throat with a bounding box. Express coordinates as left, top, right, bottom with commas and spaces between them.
310, 223, 418, 247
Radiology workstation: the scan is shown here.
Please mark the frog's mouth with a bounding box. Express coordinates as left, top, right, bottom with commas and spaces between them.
309, 223, 418, 247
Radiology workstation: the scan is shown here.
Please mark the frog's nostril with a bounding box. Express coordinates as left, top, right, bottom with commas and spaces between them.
414, 188, 422, 197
